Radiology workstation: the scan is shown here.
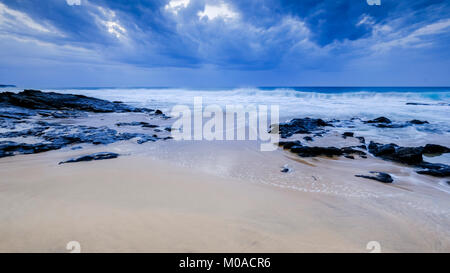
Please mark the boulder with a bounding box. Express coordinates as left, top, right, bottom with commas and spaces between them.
368, 141, 423, 165
59, 152, 119, 165
0, 90, 151, 113
365, 117, 392, 124
355, 172, 394, 183
422, 144, 450, 154
276, 118, 332, 138
416, 162, 450, 177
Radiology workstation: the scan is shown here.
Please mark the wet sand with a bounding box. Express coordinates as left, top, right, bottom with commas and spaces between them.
0, 138, 449, 252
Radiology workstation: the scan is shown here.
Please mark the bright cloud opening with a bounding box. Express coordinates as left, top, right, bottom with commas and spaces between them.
95, 6, 127, 39
198, 2, 238, 21
165, 0, 190, 14
66, 0, 81, 6
105, 21, 126, 39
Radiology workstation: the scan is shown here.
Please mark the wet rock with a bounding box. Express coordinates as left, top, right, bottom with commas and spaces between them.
356, 136, 366, 144
355, 172, 394, 183
406, 102, 430, 106
342, 132, 354, 138
155, 110, 163, 115
340, 147, 367, 156
278, 141, 302, 149
368, 141, 423, 165
291, 146, 343, 157
116, 121, 158, 128
276, 118, 332, 138
409, 119, 429, 125
38, 111, 86, 119
364, 117, 408, 128
136, 135, 159, 144
281, 164, 291, 173
0, 141, 64, 157
368, 142, 450, 177
0, 149, 13, 158
0, 90, 151, 113
0, 126, 50, 138
344, 155, 355, 159
59, 152, 119, 165
280, 141, 366, 158
416, 162, 450, 177
0, 91, 171, 159
0, 122, 164, 158
365, 117, 392, 124
350, 144, 367, 150
342, 132, 354, 139
303, 136, 313, 142
422, 144, 450, 154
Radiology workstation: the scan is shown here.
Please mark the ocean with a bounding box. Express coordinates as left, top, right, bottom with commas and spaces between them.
2, 86, 450, 149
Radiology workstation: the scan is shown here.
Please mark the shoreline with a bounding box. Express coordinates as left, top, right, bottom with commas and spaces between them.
0, 89, 449, 252
1, 148, 449, 252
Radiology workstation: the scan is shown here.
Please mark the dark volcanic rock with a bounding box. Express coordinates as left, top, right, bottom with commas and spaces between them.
368, 142, 450, 177
340, 147, 367, 156
0, 90, 150, 113
356, 172, 394, 183
406, 102, 430, 106
38, 110, 86, 119
278, 141, 302, 149
416, 162, 450, 177
342, 132, 354, 138
0, 141, 64, 157
422, 144, 450, 154
364, 117, 430, 129
368, 141, 423, 165
364, 117, 408, 128
0, 90, 171, 160
409, 119, 429, 125
59, 152, 119, 165
303, 136, 313, 142
291, 145, 343, 157
0, 123, 163, 158
281, 164, 291, 173
277, 118, 332, 138
116, 121, 159, 128
279, 141, 366, 158
366, 117, 392, 124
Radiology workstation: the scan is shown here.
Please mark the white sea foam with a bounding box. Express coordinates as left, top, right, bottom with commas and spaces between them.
38, 87, 449, 144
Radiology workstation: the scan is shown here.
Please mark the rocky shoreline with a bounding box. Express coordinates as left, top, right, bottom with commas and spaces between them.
275, 117, 450, 179
1, 90, 449, 180
0, 90, 171, 161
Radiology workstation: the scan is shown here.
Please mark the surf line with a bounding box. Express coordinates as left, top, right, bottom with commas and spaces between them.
169, 96, 280, 151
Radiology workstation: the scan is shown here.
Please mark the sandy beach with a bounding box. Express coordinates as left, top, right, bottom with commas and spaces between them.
1, 135, 449, 252
1, 0, 450, 257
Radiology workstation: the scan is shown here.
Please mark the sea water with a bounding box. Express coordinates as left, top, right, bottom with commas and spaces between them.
3, 86, 450, 148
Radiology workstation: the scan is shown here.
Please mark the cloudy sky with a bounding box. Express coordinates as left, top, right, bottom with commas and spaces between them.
0, 0, 449, 87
